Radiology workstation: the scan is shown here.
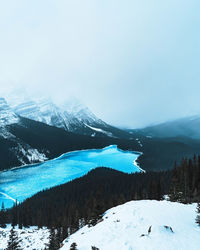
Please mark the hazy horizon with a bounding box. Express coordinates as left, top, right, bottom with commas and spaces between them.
0, 1, 200, 128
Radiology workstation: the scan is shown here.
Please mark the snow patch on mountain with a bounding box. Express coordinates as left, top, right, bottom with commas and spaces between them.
84, 123, 114, 137
22, 146, 46, 164
9, 143, 47, 165
61, 200, 200, 250
0, 127, 16, 139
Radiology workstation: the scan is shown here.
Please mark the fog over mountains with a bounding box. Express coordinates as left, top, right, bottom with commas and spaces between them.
132, 115, 200, 139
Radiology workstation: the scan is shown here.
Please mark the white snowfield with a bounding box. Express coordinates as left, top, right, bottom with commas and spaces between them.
0, 225, 49, 250
61, 200, 200, 250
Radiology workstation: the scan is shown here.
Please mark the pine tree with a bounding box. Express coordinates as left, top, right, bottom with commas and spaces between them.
196, 203, 200, 226
48, 228, 60, 250
70, 242, 78, 250
169, 162, 183, 202
6, 227, 21, 250
0, 202, 7, 228
11, 202, 18, 228
156, 180, 162, 200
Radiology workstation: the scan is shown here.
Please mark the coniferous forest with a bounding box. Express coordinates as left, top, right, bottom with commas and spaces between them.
1, 168, 171, 239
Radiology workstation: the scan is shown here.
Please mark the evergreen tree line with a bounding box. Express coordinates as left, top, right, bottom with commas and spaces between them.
1, 167, 171, 244
166, 155, 200, 228
169, 155, 200, 203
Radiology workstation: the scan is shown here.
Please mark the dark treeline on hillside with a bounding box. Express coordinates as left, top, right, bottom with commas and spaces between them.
1, 168, 171, 240
137, 136, 200, 171
169, 155, 200, 203
2, 116, 200, 172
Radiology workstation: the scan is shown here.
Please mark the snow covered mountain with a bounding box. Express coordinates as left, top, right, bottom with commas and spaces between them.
61, 200, 200, 250
11, 98, 73, 130
5, 95, 130, 138
131, 115, 200, 139
0, 97, 19, 127
0, 98, 47, 168
61, 98, 105, 126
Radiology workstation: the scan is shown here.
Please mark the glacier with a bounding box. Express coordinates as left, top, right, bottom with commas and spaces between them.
0, 145, 142, 209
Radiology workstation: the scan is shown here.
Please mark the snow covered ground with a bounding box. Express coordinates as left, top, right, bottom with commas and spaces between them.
0, 200, 199, 249
61, 200, 200, 250
0, 225, 49, 250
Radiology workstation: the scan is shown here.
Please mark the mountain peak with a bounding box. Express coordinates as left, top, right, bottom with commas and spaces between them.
0, 97, 19, 126
4, 94, 107, 134
61, 97, 105, 125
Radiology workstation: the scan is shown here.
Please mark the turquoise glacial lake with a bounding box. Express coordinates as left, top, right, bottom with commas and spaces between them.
0, 145, 142, 208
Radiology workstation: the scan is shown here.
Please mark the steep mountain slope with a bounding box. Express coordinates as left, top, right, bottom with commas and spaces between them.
61, 200, 199, 250
131, 115, 200, 139
6, 95, 130, 138
10, 97, 78, 131
0, 113, 141, 171
0, 98, 48, 169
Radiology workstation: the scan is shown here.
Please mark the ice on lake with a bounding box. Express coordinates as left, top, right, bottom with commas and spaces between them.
0, 145, 142, 208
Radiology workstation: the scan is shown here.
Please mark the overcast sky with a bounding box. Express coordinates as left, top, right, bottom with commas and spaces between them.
0, 0, 200, 128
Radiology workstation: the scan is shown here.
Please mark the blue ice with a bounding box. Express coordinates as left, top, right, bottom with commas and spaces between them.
0, 145, 142, 209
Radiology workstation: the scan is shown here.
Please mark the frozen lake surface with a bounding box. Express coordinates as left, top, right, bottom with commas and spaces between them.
0, 145, 142, 208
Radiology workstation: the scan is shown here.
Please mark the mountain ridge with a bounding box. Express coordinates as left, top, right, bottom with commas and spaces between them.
128, 115, 200, 139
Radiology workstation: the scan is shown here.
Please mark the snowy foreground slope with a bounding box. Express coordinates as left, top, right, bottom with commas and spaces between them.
61, 200, 200, 250
0, 226, 49, 250
0, 201, 199, 249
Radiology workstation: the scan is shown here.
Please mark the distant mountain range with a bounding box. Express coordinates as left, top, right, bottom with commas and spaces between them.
130, 115, 200, 139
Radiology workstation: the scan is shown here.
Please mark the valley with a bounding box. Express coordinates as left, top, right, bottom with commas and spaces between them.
1, 94, 200, 250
